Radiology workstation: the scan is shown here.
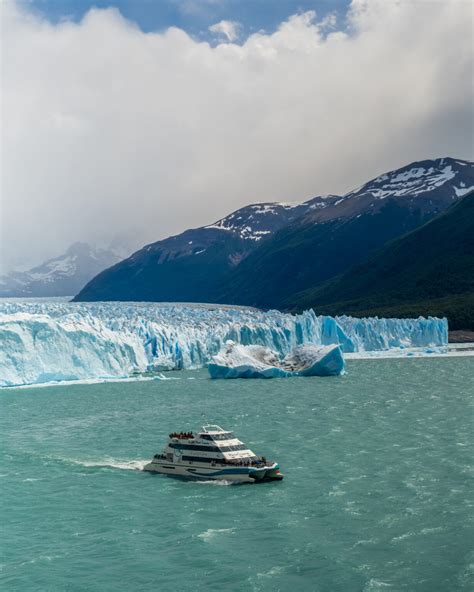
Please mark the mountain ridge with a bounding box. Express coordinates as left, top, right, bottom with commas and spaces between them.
74, 157, 474, 312
73, 195, 336, 302
217, 157, 473, 308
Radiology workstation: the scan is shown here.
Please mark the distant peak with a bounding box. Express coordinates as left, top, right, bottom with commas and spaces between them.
66, 242, 92, 255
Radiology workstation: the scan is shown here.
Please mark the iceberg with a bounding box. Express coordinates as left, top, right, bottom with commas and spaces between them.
0, 301, 448, 387
282, 344, 346, 377
208, 342, 345, 379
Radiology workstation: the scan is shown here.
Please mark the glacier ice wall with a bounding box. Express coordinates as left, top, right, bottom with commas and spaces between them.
0, 301, 448, 387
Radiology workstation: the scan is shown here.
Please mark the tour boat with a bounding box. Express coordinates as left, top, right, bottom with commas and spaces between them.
143, 425, 283, 483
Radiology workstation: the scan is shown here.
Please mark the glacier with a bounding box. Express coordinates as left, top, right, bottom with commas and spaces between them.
0, 301, 448, 387
208, 342, 345, 379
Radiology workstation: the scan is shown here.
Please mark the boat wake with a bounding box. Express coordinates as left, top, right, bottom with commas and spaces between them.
193, 479, 235, 486
69, 458, 148, 471
63, 458, 236, 480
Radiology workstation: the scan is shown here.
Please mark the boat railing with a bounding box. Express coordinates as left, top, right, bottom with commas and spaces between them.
223, 457, 269, 467
202, 424, 226, 433
169, 432, 194, 440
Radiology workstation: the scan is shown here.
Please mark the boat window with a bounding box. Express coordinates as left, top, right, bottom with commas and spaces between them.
200, 434, 213, 440
169, 443, 247, 452
181, 455, 258, 465
169, 443, 221, 452
216, 444, 247, 452
210, 432, 235, 441
182, 455, 225, 463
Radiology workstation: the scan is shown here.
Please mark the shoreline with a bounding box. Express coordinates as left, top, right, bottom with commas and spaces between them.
449, 330, 474, 343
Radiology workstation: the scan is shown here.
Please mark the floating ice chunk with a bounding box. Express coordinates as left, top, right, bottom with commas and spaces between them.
282, 344, 345, 377
207, 341, 344, 379
208, 342, 289, 379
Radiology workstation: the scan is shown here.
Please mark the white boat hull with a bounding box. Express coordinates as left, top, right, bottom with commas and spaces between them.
143, 459, 283, 483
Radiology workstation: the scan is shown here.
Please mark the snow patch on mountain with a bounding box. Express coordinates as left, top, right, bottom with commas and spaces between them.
369, 165, 456, 199
29, 255, 78, 282
454, 184, 474, 197
345, 158, 471, 203
204, 198, 335, 240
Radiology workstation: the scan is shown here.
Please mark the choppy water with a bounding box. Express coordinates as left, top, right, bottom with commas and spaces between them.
1, 357, 473, 591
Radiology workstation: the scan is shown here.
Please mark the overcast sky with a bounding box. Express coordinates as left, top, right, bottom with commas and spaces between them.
1, 0, 473, 272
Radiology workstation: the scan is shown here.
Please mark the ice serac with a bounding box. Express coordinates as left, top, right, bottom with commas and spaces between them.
208, 342, 345, 379
208, 343, 291, 379
283, 344, 345, 377
0, 302, 448, 387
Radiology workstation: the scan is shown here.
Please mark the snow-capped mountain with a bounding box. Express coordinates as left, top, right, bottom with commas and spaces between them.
0, 242, 121, 297
203, 196, 339, 241
303, 157, 474, 224
74, 196, 334, 302
74, 157, 473, 305
219, 157, 474, 308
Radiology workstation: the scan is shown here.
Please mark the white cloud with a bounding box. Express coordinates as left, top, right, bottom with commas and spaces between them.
209, 19, 241, 42
1, 0, 473, 271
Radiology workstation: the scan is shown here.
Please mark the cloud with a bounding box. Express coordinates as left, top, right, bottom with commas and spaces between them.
1, 0, 473, 271
209, 19, 241, 42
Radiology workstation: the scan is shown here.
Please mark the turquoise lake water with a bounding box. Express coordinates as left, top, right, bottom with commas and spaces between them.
1, 357, 473, 591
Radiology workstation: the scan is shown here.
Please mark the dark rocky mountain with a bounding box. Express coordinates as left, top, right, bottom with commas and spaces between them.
219, 158, 474, 308
285, 191, 474, 330
74, 157, 473, 308
74, 197, 338, 302
0, 243, 121, 297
